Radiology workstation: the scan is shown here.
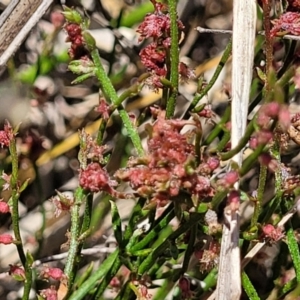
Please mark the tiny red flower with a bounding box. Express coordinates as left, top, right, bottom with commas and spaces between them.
95, 98, 111, 121
39, 285, 58, 300
0, 233, 14, 244
0, 200, 9, 213
50, 11, 65, 28
50, 191, 74, 217
9, 265, 25, 281
271, 12, 300, 37
79, 162, 114, 192
178, 277, 192, 299
1, 172, 11, 191
262, 224, 284, 242
40, 266, 66, 281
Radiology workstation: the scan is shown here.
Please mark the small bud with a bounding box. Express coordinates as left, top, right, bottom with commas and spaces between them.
62, 6, 82, 24
0, 233, 14, 244
50, 11, 65, 28
40, 266, 66, 281
0, 200, 10, 213
223, 171, 239, 187
207, 157, 220, 171
262, 224, 284, 242
9, 265, 25, 281
39, 286, 58, 300
178, 277, 192, 299
68, 57, 95, 74
227, 190, 240, 211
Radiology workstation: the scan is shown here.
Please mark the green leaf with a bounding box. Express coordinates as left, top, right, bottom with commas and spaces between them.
287, 227, 300, 282
75, 262, 94, 288
17, 64, 38, 84
110, 200, 123, 247
69, 250, 119, 300
62, 6, 82, 24
26, 251, 34, 266
19, 179, 30, 193
242, 271, 260, 299
68, 59, 95, 75
83, 31, 96, 51
71, 72, 94, 84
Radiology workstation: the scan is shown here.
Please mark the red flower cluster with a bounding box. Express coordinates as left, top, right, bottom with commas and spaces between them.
64, 23, 87, 59
79, 162, 115, 193
271, 12, 300, 37
40, 266, 66, 281
137, 0, 191, 88
0, 121, 13, 148
261, 224, 285, 242
115, 109, 217, 206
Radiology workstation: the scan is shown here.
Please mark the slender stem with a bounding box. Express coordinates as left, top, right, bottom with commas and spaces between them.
10, 135, 32, 299
94, 256, 122, 299
204, 105, 231, 145
166, 0, 179, 118
10, 138, 26, 266
251, 164, 267, 227
262, 0, 273, 98
219, 118, 255, 161
64, 187, 85, 288
138, 213, 200, 275
189, 39, 232, 112
90, 48, 144, 155
69, 249, 120, 300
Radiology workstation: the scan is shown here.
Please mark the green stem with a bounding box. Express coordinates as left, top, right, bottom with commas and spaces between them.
178, 224, 197, 278
90, 48, 144, 155
189, 39, 232, 112
10, 136, 32, 299
94, 256, 122, 299
287, 227, 300, 282
219, 118, 255, 161
239, 144, 265, 177
10, 138, 26, 266
153, 278, 175, 300
129, 206, 175, 252
204, 105, 231, 145
138, 213, 200, 275
241, 271, 260, 299
251, 164, 267, 227
166, 0, 179, 118
69, 249, 119, 300
64, 187, 85, 288
202, 268, 218, 291
122, 198, 147, 246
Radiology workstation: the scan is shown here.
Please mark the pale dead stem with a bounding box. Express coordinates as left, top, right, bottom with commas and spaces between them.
0, 0, 54, 71
208, 1, 257, 299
